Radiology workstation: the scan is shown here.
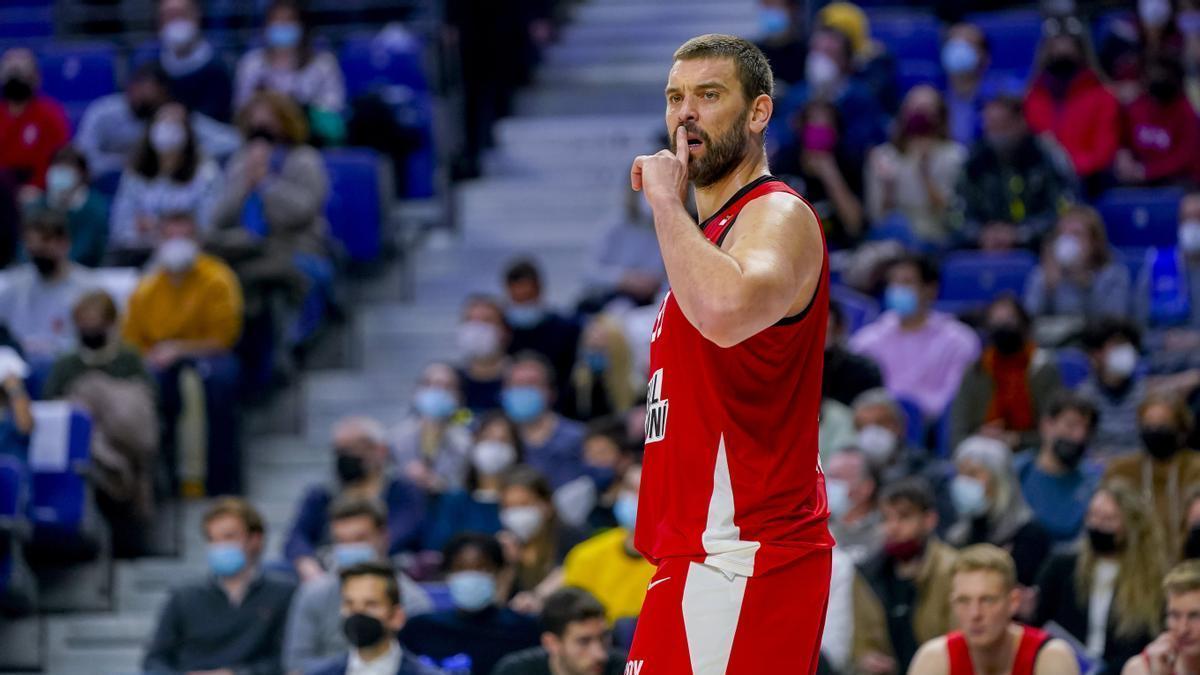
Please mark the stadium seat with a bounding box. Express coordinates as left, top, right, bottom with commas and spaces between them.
1056, 348, 1091, 389
0, 7, 53, 39
895, 59, 945, 95
0, 454, 33, 615
868, 13, 941, 64
26, 403, 96, 557
37, 43, 117, 106
831, 284, 880, 334
1117, 247, 1149, 282
1097, 187, 1185, 249
340, 32, 427, 96
938, 251, 1037, 306
965, 10, 1044, 78
420, 582, 454, 612
324, 148, 384, 263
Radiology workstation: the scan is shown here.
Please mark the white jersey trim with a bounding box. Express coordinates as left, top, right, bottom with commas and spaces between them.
701, 433, 761, 577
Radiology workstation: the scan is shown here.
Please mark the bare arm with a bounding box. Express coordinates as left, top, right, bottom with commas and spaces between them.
632, 126, 823, 348
1034, 639, 1081, 675
907, 638, 949, 675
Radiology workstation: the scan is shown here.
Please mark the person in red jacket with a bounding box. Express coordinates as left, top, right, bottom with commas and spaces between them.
1024, 16, 1120, 193
1117, 55, 1200, 186
0, 48, 70, 197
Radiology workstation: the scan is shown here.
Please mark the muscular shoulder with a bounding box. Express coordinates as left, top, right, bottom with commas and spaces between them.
728, 190, 819, 245
1034, 638, 1081, 675
1119, 651, 1150, 675
909, 636, 950, 675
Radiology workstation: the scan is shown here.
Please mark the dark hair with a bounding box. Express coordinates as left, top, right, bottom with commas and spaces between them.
442, 532, 505, 573
1044, 390, 1100, 432
984, 94, 1024, 119
810, 25, 854, 68
329, 495, 386, 530
797, 98, 843, 136
465, 411, 526, 491
23, 206, 68, 238
542, 587, 607, 637
131, 108, 200, 182
264, 0, 314, 65
501, 464, 554, 504
879, 476, 936, 513
504, 258, 541, 288
202, 497, 266, 536
51, 145, 89, 181
339, 561, 400, 607
673, 33, 775, 101
1081, 317, 1142, 353
894, 85, 949, 151
508, 351, 558, 389
128, 60, 170, 89
887, 253, 940, 286
985, 293, 1031, 332
72, 290, 118, 325
1146, 54, 1185, 86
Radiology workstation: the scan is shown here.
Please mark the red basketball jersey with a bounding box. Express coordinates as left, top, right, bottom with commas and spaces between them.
947, 625, 1051, 675
634, 175, 834, 578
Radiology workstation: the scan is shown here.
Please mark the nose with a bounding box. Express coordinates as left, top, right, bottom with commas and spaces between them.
676, 96, 698, 125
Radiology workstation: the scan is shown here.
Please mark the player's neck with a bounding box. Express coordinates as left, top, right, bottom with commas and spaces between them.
1180, 652, 1200, 675
693, 152, 770, 223
967, 624, 1020, 675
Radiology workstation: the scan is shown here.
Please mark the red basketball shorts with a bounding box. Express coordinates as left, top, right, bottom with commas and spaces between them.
625, 549, 832, 674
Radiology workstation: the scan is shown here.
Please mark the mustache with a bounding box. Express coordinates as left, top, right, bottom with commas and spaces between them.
671, 123, 710, 151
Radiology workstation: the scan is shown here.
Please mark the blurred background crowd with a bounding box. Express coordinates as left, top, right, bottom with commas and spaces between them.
2, 0, 1200, 674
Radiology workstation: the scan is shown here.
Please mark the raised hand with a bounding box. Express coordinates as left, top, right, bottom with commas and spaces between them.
631, 125, 690, 210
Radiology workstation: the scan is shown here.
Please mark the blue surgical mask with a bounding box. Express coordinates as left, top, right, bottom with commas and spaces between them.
207, 543, 247, 577
505, 304, 544, 330
758, 7, 790, 37
414, 386, 457, 421
582, 464, 616, 492
446, 570, 496, 612
45, 165, 79, 205
613, 492, 638, 530
266, 22, 302, 49
950, 475, 988, 517
502, 386, 546, 423
332, 542, 377, 569
941, 38, 980, 75
584, 351, 608, 374
884, 284, 920, 318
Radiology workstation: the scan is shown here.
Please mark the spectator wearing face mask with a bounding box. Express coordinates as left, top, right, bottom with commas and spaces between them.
552, 421, 632, 531
305, 561, 442, 675
865, 85, 967, 247
1025, 17, 1121, 192
75, 63, 239, 179
1104, 393, 1200, 563
1025, 205, 1130, 323
956, 95, 1076, 251
497, 466, 586, 616
1099, 0, 1184, 105
561, 464, 653, 624
143, 498, 296, 675
282, 498, 432, 674
111, 102, 222, 259
770, 100, 865, 248
852, 477, 958, 675
44, 290, 157, 557
493, 587, 628, 675
941, 23, 1022, 146
817, 2, 899, 116
503, 259, 580, 409
390, 362, 471, 494
949, 295, 1062, 452
946, 436, 1052, 591
421, 413, 521, 553
401, 533, 541, 675
32, 147, 109, 267
1034, 483, 1164, 675
0, 48, 69, 194
850, 389, 940, 485
1134, 192, 1200, 371
455, 295, 511, 414
156, 0, 234, 123
563, 315, 636, 423
285, 416, 426, 584
0, 209, 96, 363
849, 254, 981, 420
501, 353, 585, 490
752, 0, 807, 86
824, 447, 882, 564
233, 0, 346, 145
1117, 56, 1200, 187
1014, 392, 1102, 544
121, 210, 242, 495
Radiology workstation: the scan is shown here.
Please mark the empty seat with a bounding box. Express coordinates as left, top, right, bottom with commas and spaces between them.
895, 59, 945, 95
1057, 348, 1091, 389
27, 403, 96, 557
0, 7, 53, 39
323, 148, 384, 263
340, 32, 427, 97
939, 251, 1037, 305
1097, 187, 1185, 249
869, 14, 941, 64
37, 43, 117, 105
965, 10, 1044, 78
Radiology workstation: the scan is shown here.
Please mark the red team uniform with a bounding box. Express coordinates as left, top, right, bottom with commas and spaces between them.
946, 626, 1051, 675
627, 175, 834, 674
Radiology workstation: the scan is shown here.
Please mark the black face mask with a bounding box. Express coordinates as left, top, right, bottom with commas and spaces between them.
79, 331, 109, 351
2, 77, 32, 103
1051, 438, 1087, 469
131, 101, 157, 120
1185, 526, 1200, 560
1141, 427, 1180, 461
989, 324, 1025, 355
31, 255, 58, 279
342, 613, 386, 648
1148, 78, 1181, 102
336, 452, 367, 484
1087, 527, 1121, 554
247, 127, 278, 144
1045, 56, 1079, 80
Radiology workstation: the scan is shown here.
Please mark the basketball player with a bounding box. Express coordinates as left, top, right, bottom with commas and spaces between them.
908, 544, 1078, 675
1121, 560, 1200, 675
625, 34, 833, 674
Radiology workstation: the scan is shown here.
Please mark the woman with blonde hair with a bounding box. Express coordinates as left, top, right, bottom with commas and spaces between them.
1034, 481, 1165, 674
564, 314, 638, 422
1024, 204, 1131, 321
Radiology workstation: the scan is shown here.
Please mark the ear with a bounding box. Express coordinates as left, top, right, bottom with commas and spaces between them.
1007, 587, 1022, 616
748, 94, 773, 135
541, 632, 559, 655
924, 510, 939, 534
388, 605, 406, 633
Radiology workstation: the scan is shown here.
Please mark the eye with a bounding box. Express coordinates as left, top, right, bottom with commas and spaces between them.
703, 91, 719, 100
668, 94, 682, 104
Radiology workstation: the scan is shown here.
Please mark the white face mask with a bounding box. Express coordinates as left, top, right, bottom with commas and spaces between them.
856, 425, 898, 465
950, 475, 989, 517
825, 478, 851, 519
1053, 233, 1084, 268
157, 237, 199, 273
45, 165, 79, 205
1140, 0, 1173, 28
471, 440, 516, 476
1179, 220, 1200, 254
1104, 343, 1139, 380
161, 19, 199, 49
457, 321, 501, 360
500, 505, 545, 542
806, 52, 840, 89
150, 120, 187, 154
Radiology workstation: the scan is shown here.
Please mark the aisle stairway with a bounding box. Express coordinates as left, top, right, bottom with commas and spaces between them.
2, 1, 754, 672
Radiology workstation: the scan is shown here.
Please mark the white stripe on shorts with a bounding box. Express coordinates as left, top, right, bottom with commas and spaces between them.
681, 560, 747, 675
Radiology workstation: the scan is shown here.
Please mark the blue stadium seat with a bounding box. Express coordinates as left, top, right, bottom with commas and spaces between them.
420, 582, 454, 612
324, 148, 384, 262
939, 251, 1037, 306
1097, 188, 1185, 249
26, 404, 94, 553
965, 10, 1044, 78
0, 455, 24, 597
831, 284, 880, 334
340, 33, 427, 97
0, 7, 53, 39
897, 396, 925, 445
382, 86, 436, 199
868, 13, 941, 64
1117, 247, 1149, 282
1057, 348, 1091, 389
38, 43, 117, 106
895, 59, 945, 95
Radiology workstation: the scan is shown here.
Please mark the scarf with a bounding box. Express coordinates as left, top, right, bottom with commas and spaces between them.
982, 344, 1036, 432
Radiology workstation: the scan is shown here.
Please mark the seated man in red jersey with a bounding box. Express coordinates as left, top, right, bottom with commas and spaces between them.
1121, 560, 1200, 675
